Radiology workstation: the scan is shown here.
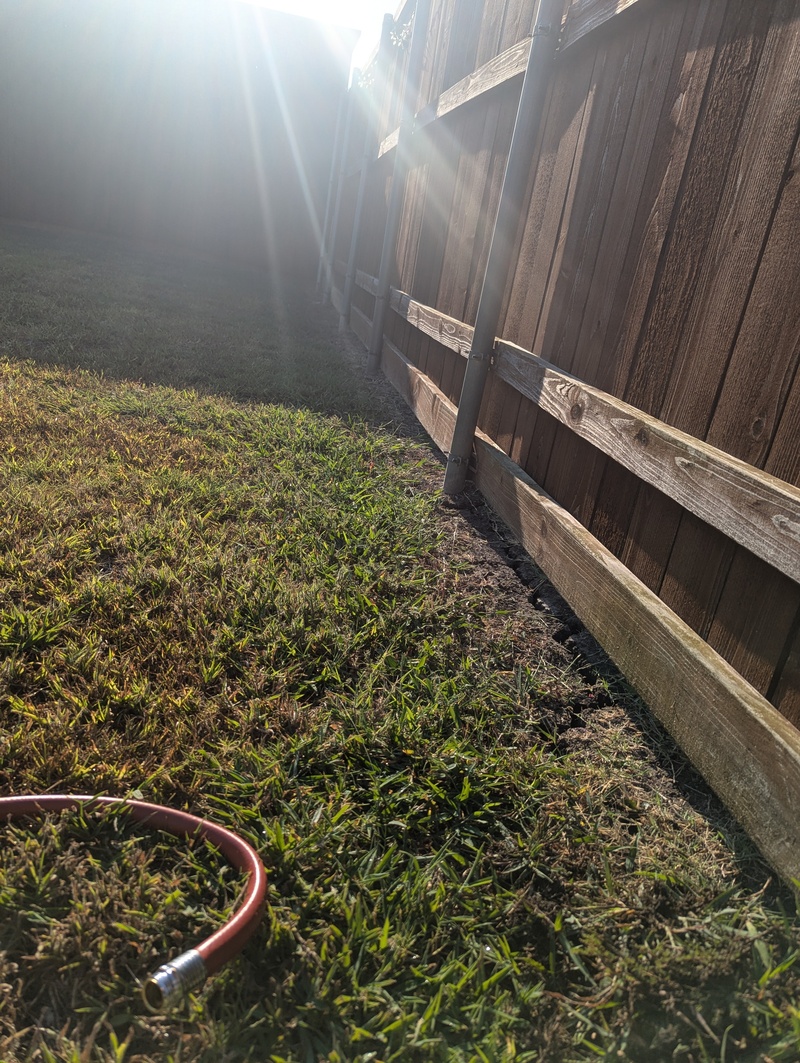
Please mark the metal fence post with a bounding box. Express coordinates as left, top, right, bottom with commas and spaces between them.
321, 74, 359, 306
442, 0, 562, 494
340, 14, 395, 333
316, 92, 347, 297
365, 0, 433, 374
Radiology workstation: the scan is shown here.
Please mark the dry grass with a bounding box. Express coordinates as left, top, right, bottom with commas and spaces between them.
0, 221, 798, 1062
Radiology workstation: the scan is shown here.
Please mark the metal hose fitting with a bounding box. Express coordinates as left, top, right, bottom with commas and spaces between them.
143, 949, 207, 1012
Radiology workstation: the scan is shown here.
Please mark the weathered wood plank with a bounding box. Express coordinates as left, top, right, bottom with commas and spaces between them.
474, 0, 513, 69
380, 336, 456, 455
772, 623, 800, 730
539, 18, 650, 526
494, 340, 800, 585
378, 35, 531, 160
585, 0, 713, 557
472, 432, 800, 886
707, 550, 800, 697
390, 287, 474, 356
378, 127, 400, 158
355, 268, 380, 296
501, 42, 597, 490
561, 0, 646, 51
350, 302, 373, 348
660, 0, 800, 442
417, 36, 529, 129
709, 131, 800, 470
612, 2, 772, 638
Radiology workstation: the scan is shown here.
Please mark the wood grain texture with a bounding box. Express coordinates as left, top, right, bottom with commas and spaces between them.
772, 622, 800, 730
619, 0, 768, 423
472, 432, 800, 886
390, 287, 474, 356
538, 18, 651, 526
717, 133, 800, 474
707, 550, 800, 696
355, 268, 380, 295
500, 42, 597, 489
659, 0, 800, 441
380, 336, 457, 454
494, 341, 800, 585
350, 303, 373, 348
604, 0, 729, 405
561, 0, 646, 51
416, 35, 529, 131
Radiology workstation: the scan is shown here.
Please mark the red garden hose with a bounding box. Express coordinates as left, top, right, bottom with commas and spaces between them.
0, 794, 267, 1012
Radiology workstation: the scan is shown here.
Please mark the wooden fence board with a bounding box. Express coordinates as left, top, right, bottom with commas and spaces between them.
660, 1, 800, 442
381, 336, 457, 453
437, 99, 503, 325
772, 624, 800, 729
355, 269, 380, 295
709, 132, 800, 471
442, 0, 486, 93
538, 22, 649, 376
539, 18, 651, 525
390, 288, 474, 355
707, 552, 800, 697
581, 0, 727, 585
605, 0, 729, 405
464, 90, 521, 325
502, 44, 597, 347
658, 520, 734, 638
416, 36, 529, 133
494, 340, 800, 585
766, 360, 800, 492
351, 302, 373, 348
561, 0, 646, 50
618, 1, 770, 637
568, 4, 689, 393
474, 0, 516, 68
473, 433, 800, 886
620, 1, 768, 422
505, 45, 599, 490
620, 485, 683, 593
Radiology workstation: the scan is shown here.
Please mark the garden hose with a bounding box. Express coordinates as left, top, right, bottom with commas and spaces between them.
0, 794, 267, 1012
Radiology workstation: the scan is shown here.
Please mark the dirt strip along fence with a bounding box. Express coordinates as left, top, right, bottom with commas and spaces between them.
321, 0, 800, 885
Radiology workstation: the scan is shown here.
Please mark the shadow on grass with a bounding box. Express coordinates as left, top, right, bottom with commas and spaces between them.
0, 220, 384, 424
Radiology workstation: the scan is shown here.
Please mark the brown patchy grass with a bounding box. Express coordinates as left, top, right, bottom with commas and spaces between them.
0, 221, 798, 1062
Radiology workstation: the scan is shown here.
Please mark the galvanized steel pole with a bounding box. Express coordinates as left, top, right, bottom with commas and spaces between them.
322, 74, 359, 306
340, 15, 395, 333
316, 93, 346, 296
442, 0, 562, 494
366, 0, 433, 373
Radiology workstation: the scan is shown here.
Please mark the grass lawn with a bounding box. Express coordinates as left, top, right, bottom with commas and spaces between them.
0, 220, 798, 1062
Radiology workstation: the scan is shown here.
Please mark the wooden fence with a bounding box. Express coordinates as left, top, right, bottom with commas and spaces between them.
321, 0, 800, 884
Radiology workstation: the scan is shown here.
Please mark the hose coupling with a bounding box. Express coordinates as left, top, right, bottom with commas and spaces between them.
143, 948, 207, 1012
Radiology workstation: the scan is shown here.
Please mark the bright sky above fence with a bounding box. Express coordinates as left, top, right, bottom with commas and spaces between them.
237, 0, 391, 70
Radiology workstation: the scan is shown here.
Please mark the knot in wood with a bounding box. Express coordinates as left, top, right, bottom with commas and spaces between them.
570, 402, 583, 423
634, 427, 649, 447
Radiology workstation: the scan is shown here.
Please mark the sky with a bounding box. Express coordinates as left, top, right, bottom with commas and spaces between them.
237, 0, 395, 71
